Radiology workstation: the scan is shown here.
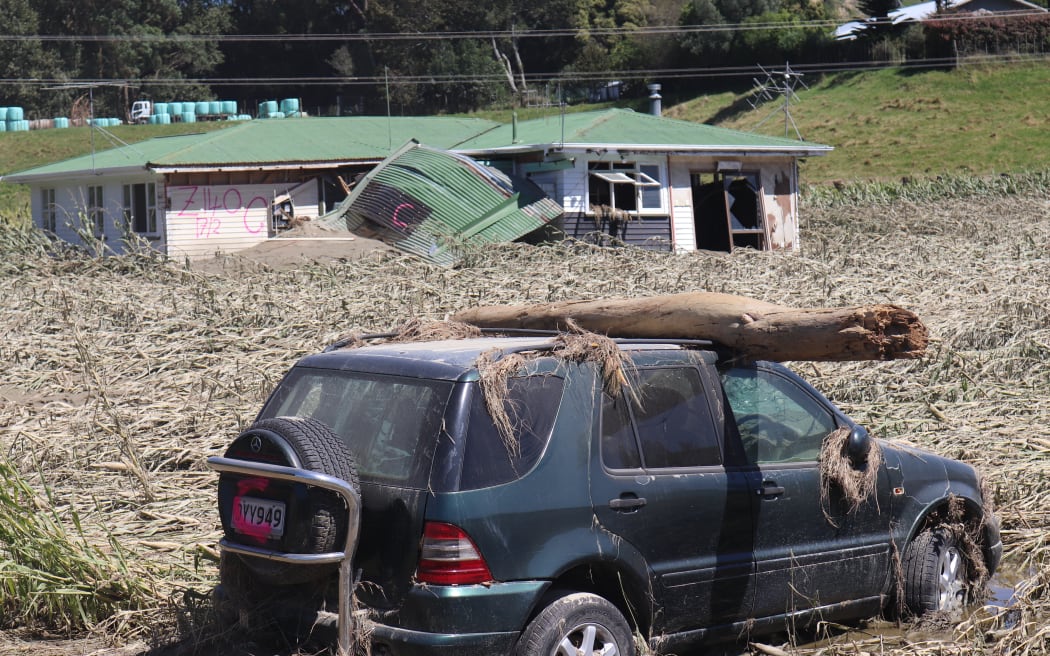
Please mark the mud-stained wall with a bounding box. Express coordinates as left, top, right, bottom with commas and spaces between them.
667, 156, 800, 252
761, 166, 798, 251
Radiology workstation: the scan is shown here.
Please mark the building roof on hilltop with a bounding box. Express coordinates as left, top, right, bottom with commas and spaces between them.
454, 108, 831, 157
836, 0, 1045, 39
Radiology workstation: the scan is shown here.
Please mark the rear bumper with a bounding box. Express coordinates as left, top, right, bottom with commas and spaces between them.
367, 580, 550, 656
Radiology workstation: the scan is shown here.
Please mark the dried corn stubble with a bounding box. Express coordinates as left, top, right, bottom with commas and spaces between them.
0, 190, 1046, 652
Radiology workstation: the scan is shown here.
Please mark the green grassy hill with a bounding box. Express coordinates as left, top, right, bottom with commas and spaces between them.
666, 62, 1050, 183
2, 62, 1048, 222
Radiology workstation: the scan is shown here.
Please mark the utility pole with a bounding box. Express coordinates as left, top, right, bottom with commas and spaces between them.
748, 62, 808, 140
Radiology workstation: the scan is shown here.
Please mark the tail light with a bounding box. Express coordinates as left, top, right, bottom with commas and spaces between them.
417, 521, 494, 585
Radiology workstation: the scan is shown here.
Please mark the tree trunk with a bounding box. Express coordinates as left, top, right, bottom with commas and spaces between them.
452, 292, 928, 362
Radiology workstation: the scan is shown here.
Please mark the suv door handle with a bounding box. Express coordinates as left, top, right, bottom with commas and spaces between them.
609, 495, 647, 511
756, 482, 785, 497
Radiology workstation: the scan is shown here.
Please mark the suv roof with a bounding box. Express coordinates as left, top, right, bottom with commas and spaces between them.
300, 335, 712, 380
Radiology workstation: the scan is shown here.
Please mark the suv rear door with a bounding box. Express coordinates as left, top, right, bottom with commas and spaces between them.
257, 366, 456, 609
589, 359, 756, 634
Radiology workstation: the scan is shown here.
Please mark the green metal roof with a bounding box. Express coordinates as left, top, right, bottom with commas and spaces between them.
3, 109, 829, 184
3, 116, 502, 181
321, 141, 561, 266
453, 108, 831, 155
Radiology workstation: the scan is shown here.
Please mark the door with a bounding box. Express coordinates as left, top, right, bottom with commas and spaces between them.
692, 174, 730, 251
590, 365, 755, 633
720, 364, 894, 620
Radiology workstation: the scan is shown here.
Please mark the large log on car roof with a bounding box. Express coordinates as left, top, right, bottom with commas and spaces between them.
452, 292, 928, 362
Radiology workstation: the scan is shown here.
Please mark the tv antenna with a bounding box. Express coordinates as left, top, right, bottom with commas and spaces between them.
748, 62, 808, 141
45, 82, 141, 173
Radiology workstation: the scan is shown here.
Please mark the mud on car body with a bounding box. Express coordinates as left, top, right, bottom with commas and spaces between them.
213, 335, 1001, 655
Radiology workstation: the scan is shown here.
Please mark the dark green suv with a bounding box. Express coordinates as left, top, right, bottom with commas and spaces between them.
212, 335, 1001, 655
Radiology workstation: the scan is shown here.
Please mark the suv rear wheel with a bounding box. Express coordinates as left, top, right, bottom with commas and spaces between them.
516, 592, 634, 656
901, 526, 970, 616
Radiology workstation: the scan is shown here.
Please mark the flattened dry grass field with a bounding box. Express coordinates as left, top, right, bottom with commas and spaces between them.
0, 185, 1048, 655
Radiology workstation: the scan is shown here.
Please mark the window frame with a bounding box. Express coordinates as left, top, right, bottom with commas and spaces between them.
600, 365, 723, 472
123, 182, 158, 235
720, 364, 840, 465
587, 160, 666, 216
86, 185, 104, 237
40, 188, 56, 233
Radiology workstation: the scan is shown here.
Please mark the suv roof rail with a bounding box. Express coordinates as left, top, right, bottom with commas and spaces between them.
323, 327, 721, 354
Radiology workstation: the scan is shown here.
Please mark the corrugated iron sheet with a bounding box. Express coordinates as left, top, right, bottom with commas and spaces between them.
321, 141, 563, 266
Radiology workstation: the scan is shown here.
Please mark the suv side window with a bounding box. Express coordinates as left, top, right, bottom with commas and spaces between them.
721, 366, 837, 464
460, 374, 565, 490
601, 367, 722, 470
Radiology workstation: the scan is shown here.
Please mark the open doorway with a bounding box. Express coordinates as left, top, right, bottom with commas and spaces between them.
691, 171, 767, 252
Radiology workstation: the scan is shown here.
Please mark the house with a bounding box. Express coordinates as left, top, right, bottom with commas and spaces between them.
454, 109, 830, 253
1, 117, 499, 259
1, 109, 831, 259
835, 0, 1046, 39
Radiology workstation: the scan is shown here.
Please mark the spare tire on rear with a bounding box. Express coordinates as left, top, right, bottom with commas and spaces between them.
218, 416, 360, 585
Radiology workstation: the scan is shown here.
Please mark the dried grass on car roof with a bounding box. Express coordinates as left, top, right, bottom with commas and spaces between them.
0, 189, 1048, 653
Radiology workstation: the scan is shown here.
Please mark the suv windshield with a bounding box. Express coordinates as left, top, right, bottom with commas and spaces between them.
259, 367, 454, 488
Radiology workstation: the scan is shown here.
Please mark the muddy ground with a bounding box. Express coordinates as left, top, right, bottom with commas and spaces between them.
1, 194, 1048, 655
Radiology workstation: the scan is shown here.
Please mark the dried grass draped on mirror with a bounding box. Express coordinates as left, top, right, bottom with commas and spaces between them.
819, 427, 883, 522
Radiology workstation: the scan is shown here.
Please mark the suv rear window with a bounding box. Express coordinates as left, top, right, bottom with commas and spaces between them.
459, 375, 565, 490
259, 367, 454, 488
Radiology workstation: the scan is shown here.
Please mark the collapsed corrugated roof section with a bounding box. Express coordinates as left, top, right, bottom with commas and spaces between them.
319, 140, 563, 266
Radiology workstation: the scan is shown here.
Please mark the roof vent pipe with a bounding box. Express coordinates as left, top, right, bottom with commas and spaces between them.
512, 111, 519, 144
648, 84, 662, 117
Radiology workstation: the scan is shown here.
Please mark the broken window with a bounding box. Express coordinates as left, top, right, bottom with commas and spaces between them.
721, 367, 837, 464
690, 171, 767, 253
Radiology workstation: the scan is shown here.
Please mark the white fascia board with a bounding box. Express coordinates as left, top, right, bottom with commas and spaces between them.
1, 165, 150, 185
458, 143, 833, 159
149, 159, 377, 174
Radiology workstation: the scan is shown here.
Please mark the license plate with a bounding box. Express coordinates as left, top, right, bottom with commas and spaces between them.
233, 496, 286, 538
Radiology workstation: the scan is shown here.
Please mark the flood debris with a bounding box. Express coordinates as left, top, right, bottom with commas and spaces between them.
453, 291, 929, 362
819, 426, 884, 521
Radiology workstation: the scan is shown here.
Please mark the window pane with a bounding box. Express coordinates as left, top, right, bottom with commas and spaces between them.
601, 392, 641, 469
132, 183, 148, 232
640, 165, 662, 209
631, 368, 721, 468
260, 369, 454, 488
461, 375, 565, 489
721, 367, 837, 464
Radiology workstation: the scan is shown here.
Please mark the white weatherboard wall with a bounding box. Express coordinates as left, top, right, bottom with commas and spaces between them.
32, 176, 164, 254
165, 184, 276, 259
668, 164, 697, 252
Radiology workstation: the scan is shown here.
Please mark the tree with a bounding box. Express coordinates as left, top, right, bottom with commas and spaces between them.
858, 0, 903, 39
0, 0, 61, 113
31, 0, 231, 117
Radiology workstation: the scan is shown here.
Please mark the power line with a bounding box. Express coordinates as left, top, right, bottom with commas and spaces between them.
0, 10, 1045, 43
0, 53, 1045, 88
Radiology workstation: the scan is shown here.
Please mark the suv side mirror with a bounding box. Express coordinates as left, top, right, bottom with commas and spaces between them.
846, 425, 872, 466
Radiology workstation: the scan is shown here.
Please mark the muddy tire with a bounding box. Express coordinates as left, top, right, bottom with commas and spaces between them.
901, 526, 970, 617
515, 592, 634, 656
219, 416, 359, 585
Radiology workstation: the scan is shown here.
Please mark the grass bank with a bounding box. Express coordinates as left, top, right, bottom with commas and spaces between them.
668, 61, 1050, 183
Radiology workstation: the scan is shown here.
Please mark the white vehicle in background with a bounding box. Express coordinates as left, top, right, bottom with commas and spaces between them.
129, 100, 153, 124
